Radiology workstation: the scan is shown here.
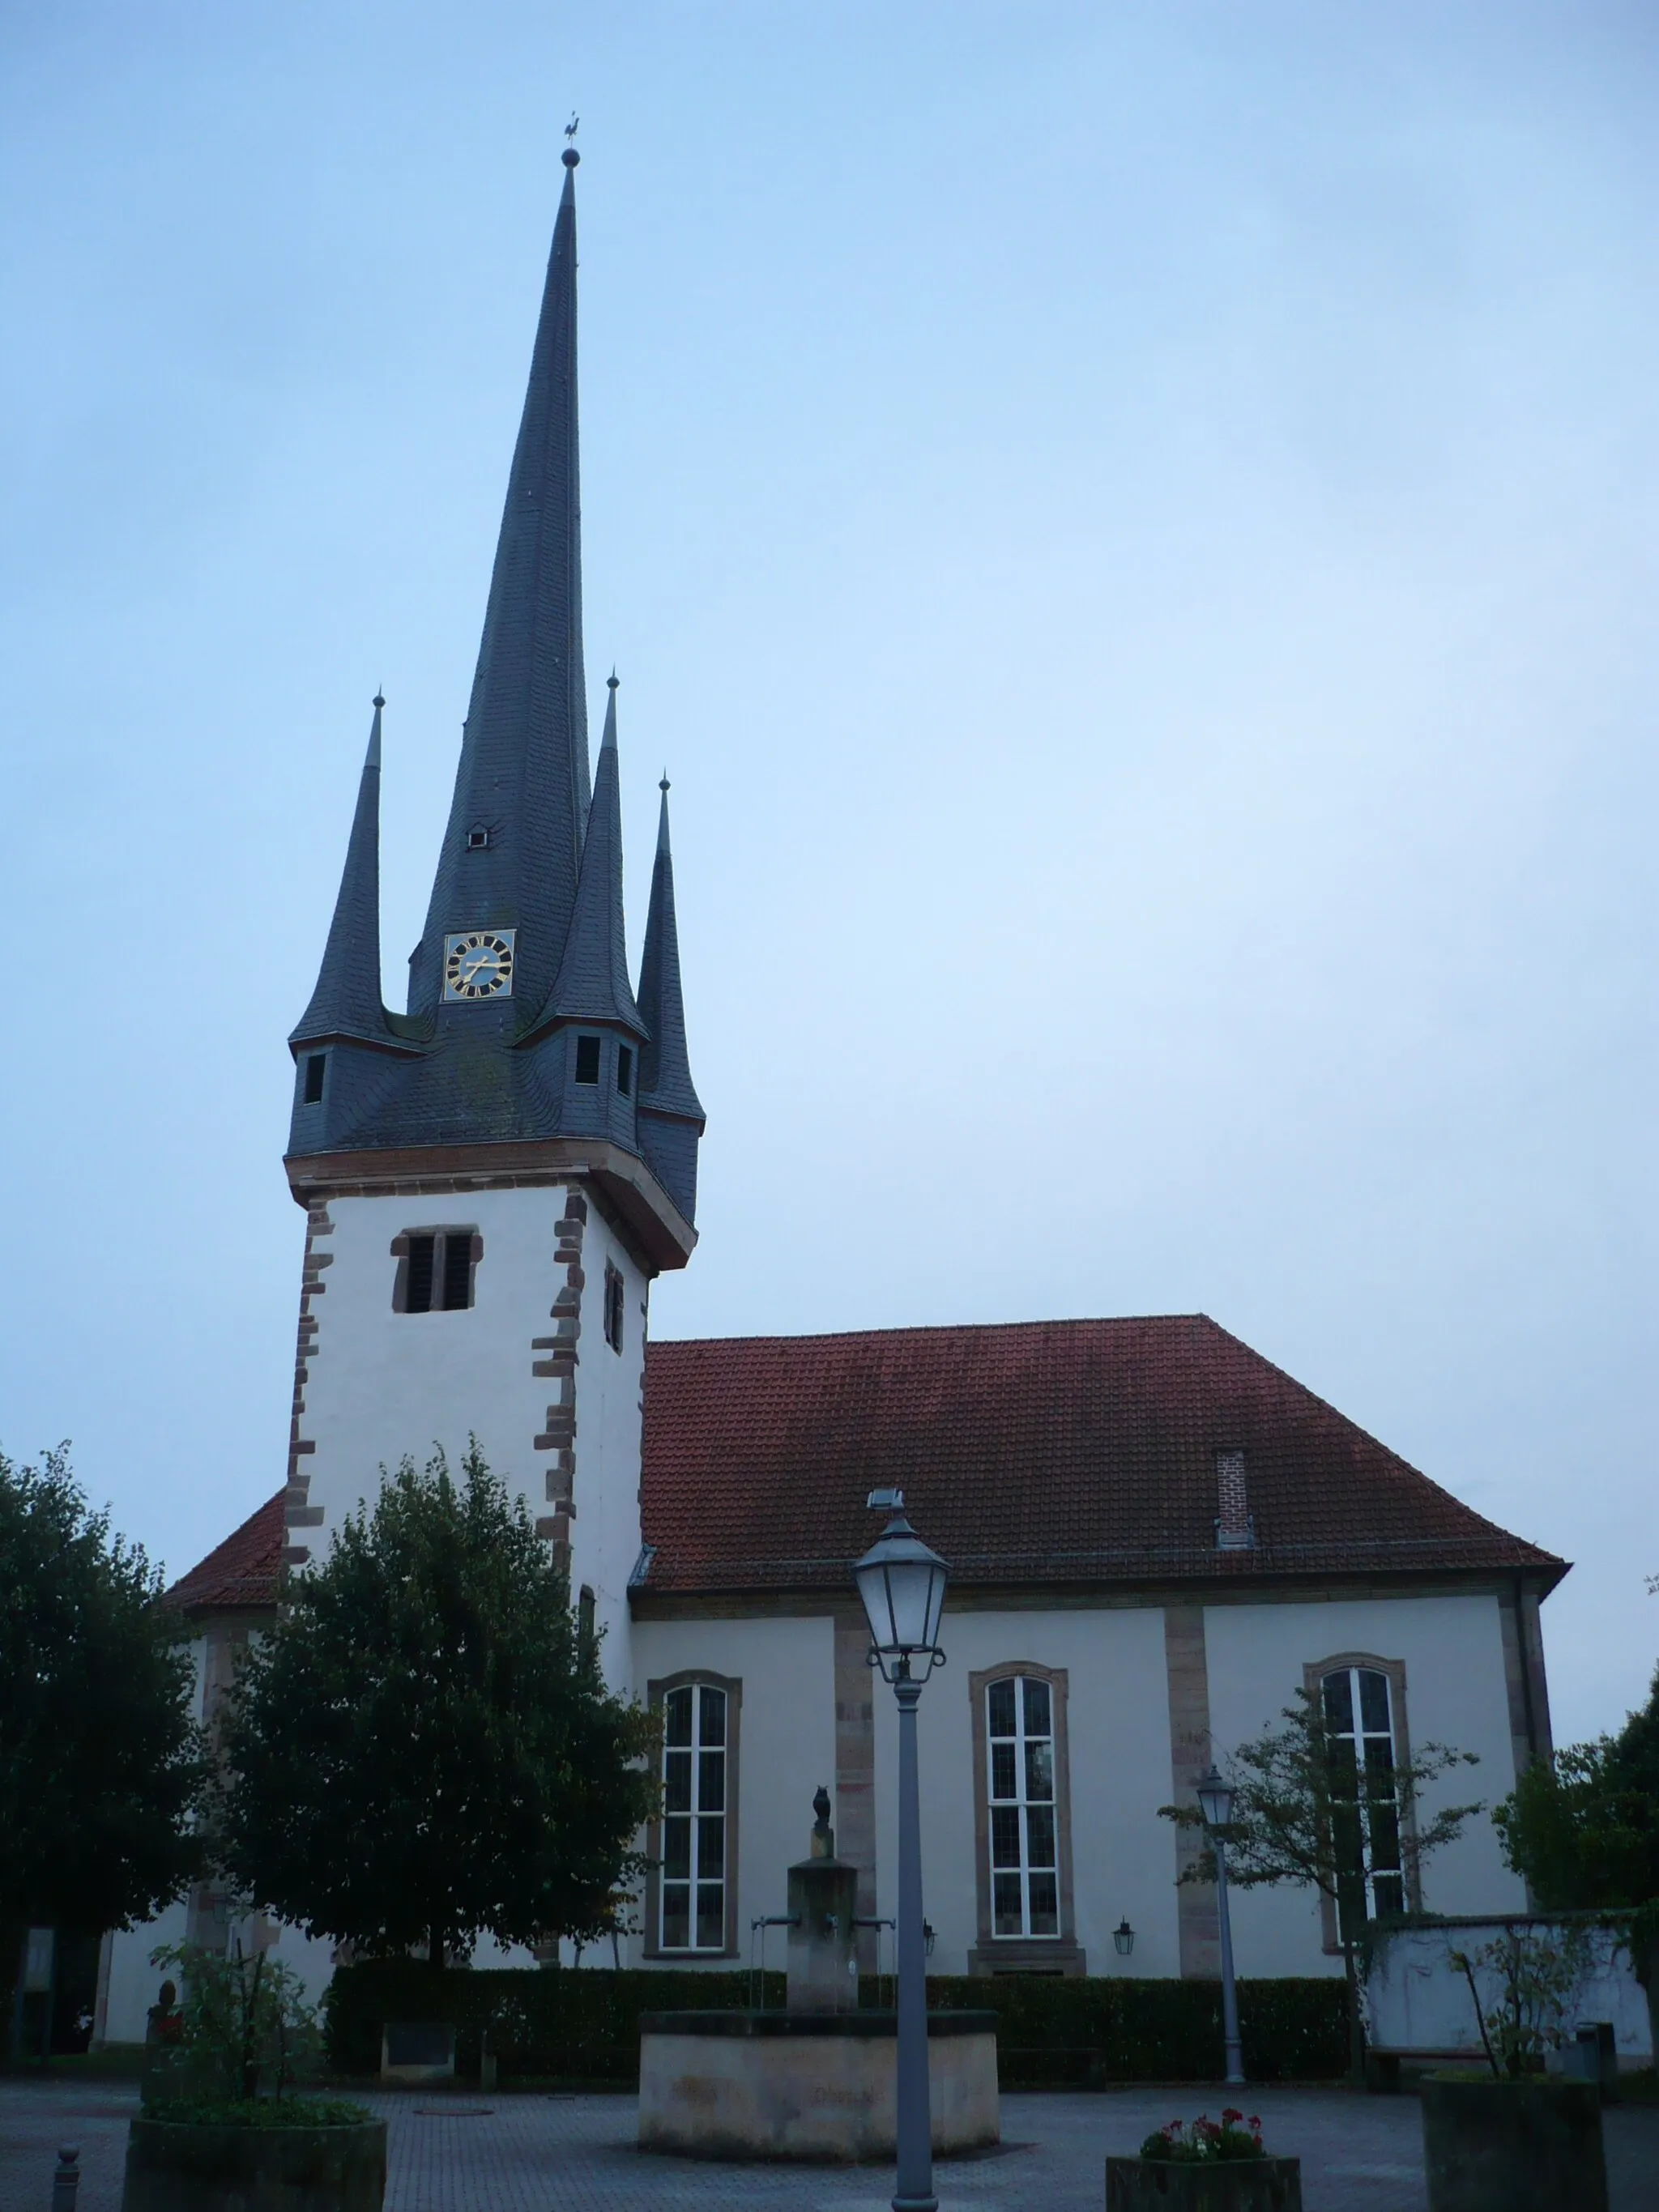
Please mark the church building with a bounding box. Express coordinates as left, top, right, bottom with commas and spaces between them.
98, 152, 1564, 2043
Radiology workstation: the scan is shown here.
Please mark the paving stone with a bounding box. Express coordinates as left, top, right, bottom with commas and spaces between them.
2, 2077, 1656, 2211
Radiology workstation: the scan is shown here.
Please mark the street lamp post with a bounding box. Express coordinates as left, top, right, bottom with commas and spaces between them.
1196, 1765, 1245, 2086
855, 1506, 949, 2212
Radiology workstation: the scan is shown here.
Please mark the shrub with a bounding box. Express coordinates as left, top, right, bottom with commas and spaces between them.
323, 1963, 1348, 2085
149, 1941, 321, 2106
147, 2098, 373, 2128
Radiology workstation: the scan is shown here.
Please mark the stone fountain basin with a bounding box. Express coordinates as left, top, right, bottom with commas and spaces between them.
638, 2009, 1000, 2163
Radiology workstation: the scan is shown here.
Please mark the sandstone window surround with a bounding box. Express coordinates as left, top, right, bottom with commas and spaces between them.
643, 1671, 742, 1959
389, 1227, 482, 1314
1304, 1652, 1415, 1954
966, 1661, 1084, 1976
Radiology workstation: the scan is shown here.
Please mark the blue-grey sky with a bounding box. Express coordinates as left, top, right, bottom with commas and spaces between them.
2, 3, 1653, 1749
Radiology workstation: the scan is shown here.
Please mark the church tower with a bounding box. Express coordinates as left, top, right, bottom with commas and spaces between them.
281, 149, 702, 1686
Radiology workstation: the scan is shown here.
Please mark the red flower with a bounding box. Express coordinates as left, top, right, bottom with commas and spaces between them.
1221, 2108, 1242, 2124
1247, 2116, 1260, 2130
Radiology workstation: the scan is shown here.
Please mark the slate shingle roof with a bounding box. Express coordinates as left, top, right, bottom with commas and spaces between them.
539, 682, 646, 1034
636, 783, 703, 1123
289, 700, 394, 1049
411, 151, 591, 1029
167, 1315, 1566, 1613
637, 1316, 1566, 1596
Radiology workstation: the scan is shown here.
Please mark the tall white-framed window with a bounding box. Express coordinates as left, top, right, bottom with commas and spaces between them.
987, 1674, 1059, 1937
966, 1661, 1081, 1972
1319, 1660, 1405, 1934
655, 1678, 735, 1954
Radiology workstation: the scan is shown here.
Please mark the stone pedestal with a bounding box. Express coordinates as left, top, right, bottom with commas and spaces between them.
786, 1852, 859, 2013
637, 2010, 1000, 2162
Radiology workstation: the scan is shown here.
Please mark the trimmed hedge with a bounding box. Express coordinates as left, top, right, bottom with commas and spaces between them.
323, 1964, 1346, 2086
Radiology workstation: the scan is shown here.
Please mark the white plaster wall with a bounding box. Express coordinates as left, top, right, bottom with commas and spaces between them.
300, 1183, 645, 1695
565, 1209, 649, 1694
629, 1615, 836, 1971
872, 1607, 1181, 1980
103, 1902, 189, 2044
1204, 1595, 1527, 1979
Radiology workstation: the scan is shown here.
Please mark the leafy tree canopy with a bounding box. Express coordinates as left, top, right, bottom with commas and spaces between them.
214, 1444, 659, 1967
0, 1444, 205, 1990
1492, 1664, 1659, 1914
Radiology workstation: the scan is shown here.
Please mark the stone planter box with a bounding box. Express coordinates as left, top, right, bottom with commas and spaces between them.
122, 2116, 387, 2212
1421, 2076, 1607, 2212
1105, 2157, 1303, 2210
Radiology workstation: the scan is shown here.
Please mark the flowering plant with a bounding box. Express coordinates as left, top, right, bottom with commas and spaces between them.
1139, 2110, 1266, 2163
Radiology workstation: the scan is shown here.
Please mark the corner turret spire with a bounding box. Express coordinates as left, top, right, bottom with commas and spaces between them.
635, 769, 705, 1220
290, 695, 391, 1049
537, 674, 645, 1034
409, 145, 591, 1021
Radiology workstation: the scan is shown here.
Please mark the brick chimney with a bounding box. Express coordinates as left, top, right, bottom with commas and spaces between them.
1215, 1447, 1254, 1550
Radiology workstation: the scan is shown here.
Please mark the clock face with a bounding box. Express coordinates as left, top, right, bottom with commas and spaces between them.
443, 929, 516, 1001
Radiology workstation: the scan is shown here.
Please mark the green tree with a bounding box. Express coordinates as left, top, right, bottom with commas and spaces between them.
0, 1445, 205, 2025
1492, 1663, 1659, 2050
213, 1444, 658, 1968
1161, 1689, 1481, 2082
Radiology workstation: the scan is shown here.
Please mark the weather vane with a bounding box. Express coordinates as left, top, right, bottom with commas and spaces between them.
565, 112, 579, 143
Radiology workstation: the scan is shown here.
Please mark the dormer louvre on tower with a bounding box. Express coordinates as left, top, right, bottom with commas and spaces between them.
279, 149, 701, 1669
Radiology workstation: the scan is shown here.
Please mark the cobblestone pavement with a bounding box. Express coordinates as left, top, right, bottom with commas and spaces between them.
3, 2077, 1657, 2211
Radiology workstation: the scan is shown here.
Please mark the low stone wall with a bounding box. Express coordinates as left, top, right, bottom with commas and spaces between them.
1363, 1918, 1652, 2069
638, 2010, 999, 2162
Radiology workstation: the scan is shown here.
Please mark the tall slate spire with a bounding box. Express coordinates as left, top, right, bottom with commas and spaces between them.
410, 145, 591, 1022
637, 777, 702, 1119
537, 675, 645, 1033
284, 151, 704, 1257
290, 696, 392, 1046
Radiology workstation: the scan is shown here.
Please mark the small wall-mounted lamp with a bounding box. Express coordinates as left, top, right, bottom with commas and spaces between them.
1113, 1919, 1135, 1958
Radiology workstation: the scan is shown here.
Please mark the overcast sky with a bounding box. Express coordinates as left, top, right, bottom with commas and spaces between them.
2, 2, 1654, 1750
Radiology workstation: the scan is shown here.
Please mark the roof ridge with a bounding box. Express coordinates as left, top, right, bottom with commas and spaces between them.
650, 1314, 1214, 1353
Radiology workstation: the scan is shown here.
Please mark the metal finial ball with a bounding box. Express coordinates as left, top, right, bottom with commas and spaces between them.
373, 692, 386, 710
562, 147, 580, 169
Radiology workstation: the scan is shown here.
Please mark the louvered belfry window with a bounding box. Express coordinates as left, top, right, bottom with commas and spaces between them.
399, 1230, 476, 1314
987, 1675, 1059, 1938
1322, 1664, 1405, 1933
661, 1683, 727, 1951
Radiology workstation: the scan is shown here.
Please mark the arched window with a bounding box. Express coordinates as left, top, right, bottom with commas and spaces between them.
1319, 1660, 1405, 1937
646, 1674, 741, 1956
966, 1662, 1083, 1974
987, 1674, 1058, 1937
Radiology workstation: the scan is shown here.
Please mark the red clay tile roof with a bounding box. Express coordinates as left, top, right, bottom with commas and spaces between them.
168, 1315, 1566, 1611
638, 1316, 1566, 1596
166, 1490, 285, 1612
